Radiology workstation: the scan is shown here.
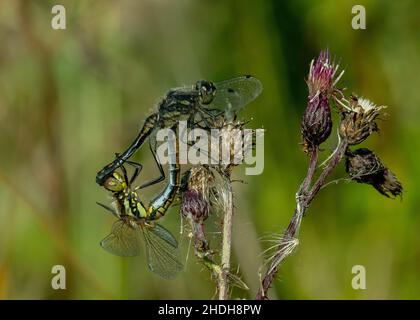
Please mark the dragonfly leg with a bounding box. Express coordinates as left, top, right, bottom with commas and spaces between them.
199, 108, 224, 122
138, 137, 166, 189
187, 112, 210, 130
114, 152, 143, 185
185, 113, 202, 143
186, 114, 221, 164
200, 114, 215, 131
120, 164, 130, 185
191, 109, 224, 132
125, 160, 143, 185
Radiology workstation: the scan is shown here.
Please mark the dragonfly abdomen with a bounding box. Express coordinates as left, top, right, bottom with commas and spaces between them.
148, 173, 180, 220
126, 191, 147, 219
147, 138, 180, 221
95, 113, 159, 185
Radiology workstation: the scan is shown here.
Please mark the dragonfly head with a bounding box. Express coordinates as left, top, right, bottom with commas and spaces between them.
196, 80, 216, 104
103, 171, 126, 192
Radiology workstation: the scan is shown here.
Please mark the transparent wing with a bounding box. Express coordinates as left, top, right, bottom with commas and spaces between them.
205, 76, 263, 120
168, 82, 195, 92
142, 223, 183, 279
149, 222, 179, 247
100, 218, 141, 257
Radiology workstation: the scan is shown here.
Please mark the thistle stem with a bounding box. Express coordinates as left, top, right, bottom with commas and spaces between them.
301, 148, 319, 192
307, 141, 348, 204
256, 140, 348, 300
218, 177, 234, 300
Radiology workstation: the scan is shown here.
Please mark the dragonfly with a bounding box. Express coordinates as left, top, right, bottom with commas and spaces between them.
95, 75, 263, 187
97, 135, 183, 279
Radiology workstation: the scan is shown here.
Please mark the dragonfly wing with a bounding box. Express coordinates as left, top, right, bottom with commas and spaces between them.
142, 223, 183, 279
100, 219, 141, 257
206, 76, 263, 120
148, 223, 179, 247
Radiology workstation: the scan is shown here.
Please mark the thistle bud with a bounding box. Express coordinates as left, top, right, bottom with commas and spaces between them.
181, 189, 209, 222
339, 96, 385, 145
302, 50, 343, 150
345, 148, 403, 198
180, 166, 213, 223
301, 95, 333, 149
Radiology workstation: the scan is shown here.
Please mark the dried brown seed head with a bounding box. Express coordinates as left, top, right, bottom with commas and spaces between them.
345, 148, 403, 198
339, 95, 385, 145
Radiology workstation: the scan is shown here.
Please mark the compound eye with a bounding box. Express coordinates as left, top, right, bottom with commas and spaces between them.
197, 81, 216, 104
104, 177, 116, 189
195, 80, 204, 91
104, 176, 123, 192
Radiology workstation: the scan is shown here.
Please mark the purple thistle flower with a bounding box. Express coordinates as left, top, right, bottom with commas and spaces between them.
181, 189, 210, 223
180, 167, 213, 223
307, 50, 343, 99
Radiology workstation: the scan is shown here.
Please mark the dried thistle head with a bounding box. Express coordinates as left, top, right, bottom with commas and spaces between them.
345, 148, 403, 198
339, 95, 386, 145
302, 50, 343, 151
216, 119, 253, 174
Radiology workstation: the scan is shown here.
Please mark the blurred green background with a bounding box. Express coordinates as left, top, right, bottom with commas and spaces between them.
0, 0, 418, 299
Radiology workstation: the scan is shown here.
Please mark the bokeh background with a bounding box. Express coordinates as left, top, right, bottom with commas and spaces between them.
0, 0, 418, 299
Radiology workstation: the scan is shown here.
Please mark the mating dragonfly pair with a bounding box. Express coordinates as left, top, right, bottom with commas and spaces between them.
96, 75, 262, 279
